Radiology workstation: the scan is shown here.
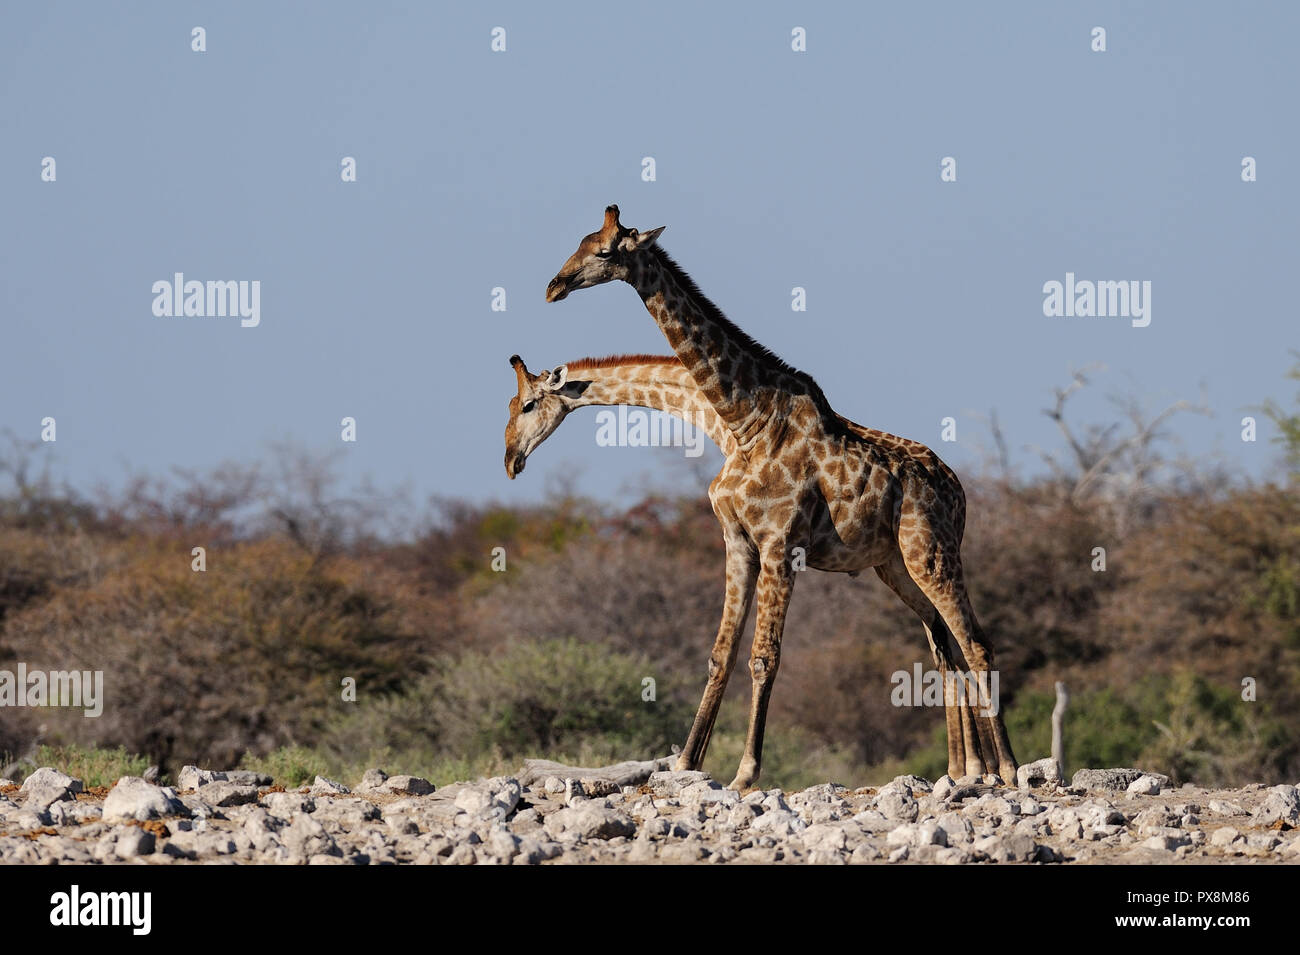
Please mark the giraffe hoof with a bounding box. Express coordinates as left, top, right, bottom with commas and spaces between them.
727, 770, 758, 791
728, 756, 759, 791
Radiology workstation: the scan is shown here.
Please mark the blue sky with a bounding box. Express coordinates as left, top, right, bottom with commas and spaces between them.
2, 1, 1296, 509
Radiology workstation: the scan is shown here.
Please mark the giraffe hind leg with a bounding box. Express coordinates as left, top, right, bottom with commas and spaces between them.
873, 556, 981, 781
898, 547, 1019, 784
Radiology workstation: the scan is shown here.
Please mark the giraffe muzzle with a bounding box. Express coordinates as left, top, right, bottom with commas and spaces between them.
546, 273, 578, 303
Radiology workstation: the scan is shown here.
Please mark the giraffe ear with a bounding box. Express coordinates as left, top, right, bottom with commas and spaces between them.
619, 226, 665, 252
544, 365, 568, 391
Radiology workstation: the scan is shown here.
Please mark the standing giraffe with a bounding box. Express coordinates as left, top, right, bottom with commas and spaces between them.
544, 206, 1017, 789
503, 351, 1003, 780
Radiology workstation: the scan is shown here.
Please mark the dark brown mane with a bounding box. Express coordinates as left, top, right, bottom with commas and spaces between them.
647, 246, 849, 440
564, 353, 684, 372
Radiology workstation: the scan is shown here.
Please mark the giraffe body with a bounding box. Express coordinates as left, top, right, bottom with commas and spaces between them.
506, 352, 1014, 786
539, 206, 1018, 788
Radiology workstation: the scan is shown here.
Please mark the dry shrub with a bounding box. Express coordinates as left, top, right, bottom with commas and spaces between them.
3, 538, 442, 772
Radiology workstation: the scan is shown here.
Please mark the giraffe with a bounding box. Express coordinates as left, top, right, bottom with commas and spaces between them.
504, 351, 1004, 782
543, 205, 1018, 790
503, 353, 735, 479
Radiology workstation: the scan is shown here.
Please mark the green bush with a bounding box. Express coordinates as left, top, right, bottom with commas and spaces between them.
238, 745, 335, 788
989, 673, 1290, 786
1, 744, 151, 788
299, 638, 695, 784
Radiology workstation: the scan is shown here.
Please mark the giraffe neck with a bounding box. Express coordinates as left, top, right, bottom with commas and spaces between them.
625, 247, 799, 433
563, 358, 735, 455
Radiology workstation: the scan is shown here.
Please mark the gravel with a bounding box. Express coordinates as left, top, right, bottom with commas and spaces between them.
1, 763, 1296, 864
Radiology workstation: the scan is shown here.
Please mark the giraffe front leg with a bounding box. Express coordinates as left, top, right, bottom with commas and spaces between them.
943, 631, 1016, 784
676, 536, 757, 772
941, 661, 969, 780
728, 556, 794, 791
947, 670, 987, 779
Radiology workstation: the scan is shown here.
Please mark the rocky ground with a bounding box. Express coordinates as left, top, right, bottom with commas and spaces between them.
1, 758, 1297, 865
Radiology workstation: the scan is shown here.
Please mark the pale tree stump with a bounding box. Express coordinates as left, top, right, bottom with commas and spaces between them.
1052, 681, 1069, 783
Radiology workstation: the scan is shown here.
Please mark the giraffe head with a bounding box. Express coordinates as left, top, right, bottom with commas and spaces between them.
504, 354, 576, 478
545, 204, 665, 302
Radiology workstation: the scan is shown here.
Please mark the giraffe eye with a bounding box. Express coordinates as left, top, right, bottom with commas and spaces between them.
522, 400, 537, 414
594, 248, 612, 259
